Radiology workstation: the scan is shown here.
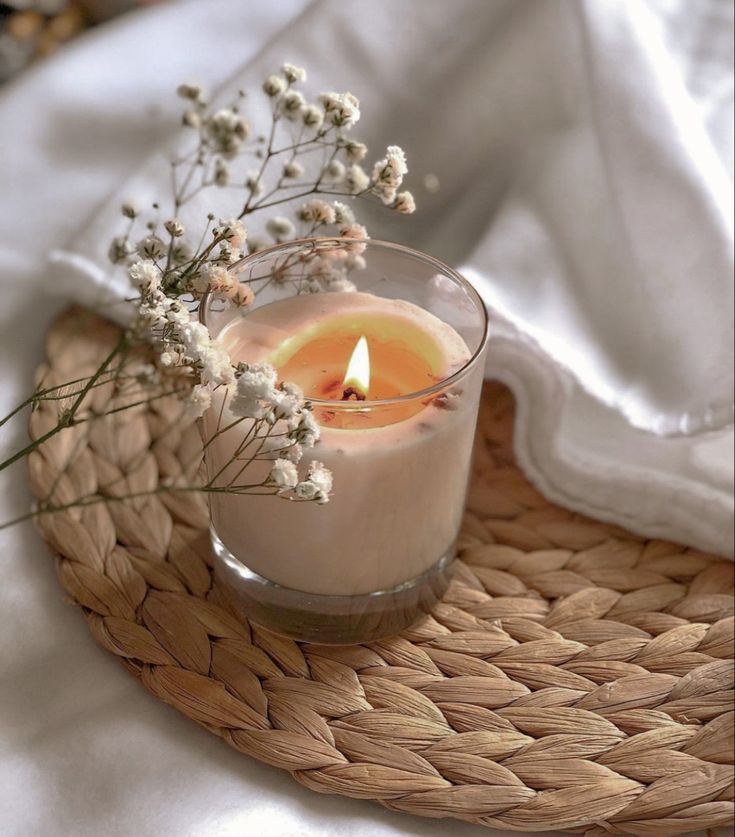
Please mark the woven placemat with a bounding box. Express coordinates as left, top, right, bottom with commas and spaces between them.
29, 308, 734, 836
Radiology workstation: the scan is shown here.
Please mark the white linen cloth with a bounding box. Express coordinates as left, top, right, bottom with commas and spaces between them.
46, 0, 735, 556
0, 2, 732, 837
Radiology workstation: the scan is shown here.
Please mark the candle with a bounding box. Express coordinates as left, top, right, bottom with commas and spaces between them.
200, 238, 488, 642
203, 291, 476, 596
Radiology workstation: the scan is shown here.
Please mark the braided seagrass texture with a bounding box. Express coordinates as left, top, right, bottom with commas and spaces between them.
29, 309, 734, 836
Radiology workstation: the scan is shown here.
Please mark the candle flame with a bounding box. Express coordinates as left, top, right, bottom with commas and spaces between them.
343, 336, 370, 395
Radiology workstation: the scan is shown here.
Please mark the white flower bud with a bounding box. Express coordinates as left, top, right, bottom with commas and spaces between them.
266, 216, 295, 242
344, 164, 370, 194
282, 160, 304, 179
280, 90, 306, 121
393, 191, 416, 214
270, 458, 299, 491
302, 105, 324, 129
186, 384, 212, 418
323, 159, 345, 182
177, 83, 205, 101
247, 235, 268, 254
136, 235, 166, 259
129, 260, 160, 294
345, 141, 367, 162
281, 63, 306, 84
214, 158, 230, 186
297, 200, 336, 225
263, 75, 286, 97
182, 109, 201, 128
245, 171, 263, 197
332, 201, 355, 226
164, 218, 185, 237
108, 236, 134, 264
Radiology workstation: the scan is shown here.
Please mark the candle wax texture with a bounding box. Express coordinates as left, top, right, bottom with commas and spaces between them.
203, 292, 481, 596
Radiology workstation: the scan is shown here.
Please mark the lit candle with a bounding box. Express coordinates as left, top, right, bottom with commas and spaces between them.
202, 291, 477, 596
200, 238, 488, 642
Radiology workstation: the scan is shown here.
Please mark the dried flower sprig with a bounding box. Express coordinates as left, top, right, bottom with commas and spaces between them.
0, 61, 417, 528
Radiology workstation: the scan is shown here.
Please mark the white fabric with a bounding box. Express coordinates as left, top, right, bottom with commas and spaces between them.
47, 0, 734, 556
0, 2, 732, 836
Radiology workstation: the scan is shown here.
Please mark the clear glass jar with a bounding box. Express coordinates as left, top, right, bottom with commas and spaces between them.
200, 238, 488, 643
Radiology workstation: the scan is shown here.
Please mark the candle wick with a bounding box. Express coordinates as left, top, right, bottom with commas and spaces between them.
341, 387, 366, 402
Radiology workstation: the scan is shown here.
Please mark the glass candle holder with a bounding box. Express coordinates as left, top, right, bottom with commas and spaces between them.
200, 238, 488, 644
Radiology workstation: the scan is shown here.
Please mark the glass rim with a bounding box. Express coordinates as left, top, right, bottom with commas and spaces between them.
199, 236, 489, 408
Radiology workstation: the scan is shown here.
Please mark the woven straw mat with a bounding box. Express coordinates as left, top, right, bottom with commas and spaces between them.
28, 308, 734, 836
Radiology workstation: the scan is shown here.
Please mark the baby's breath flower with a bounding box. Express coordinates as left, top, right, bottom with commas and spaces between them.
186, 384, 212, 418
280, 90, 306, 120
108, 236, 133, 264
266, 216, 295, 242
346, 253, 366, 270
372, 145, 407, 204
339, 223, 369, 254
393, 191, 416, 214
121, 202, 138, 219
297, 199, 336, 225
271, 385, 303, 421
199, 349, 235, 386
283, 442, 303, 463
238, 362, 278, 399
295, 461, 332, 503
282, 63, 306, 84
166, 300, 191, 328
289, 410, 320, 447
319, 92, 360, 128
234, 284, 255, 307
302, 105, 324, 129
173, 319, 233, 385
376, 185, 397, 205
247, 235, 268, 253
332, 201, 355, 226
263, 74, 286, 97
164, 218, 185, 237
245, 171, 264, 196
340, 222, 368, 240
129, 260, 160, 294
214, 158, 230, 186
380, 145, 408, 180
302, 278, 326, 294
282, 160, 304, 179
216, 243, 243, 265
216, 218, 247, 246
344, 164, 370, 194
177, 82, 205, 102
136, 234, 166, 259
344, 141, 367, 162
323, 275, 356, 293
194, 264, 237, 298
182, 110, 201, 128
206, 109, 249, 157
270, 458, 299, 491
323, 159, 345, 182
230, 362, 278, 419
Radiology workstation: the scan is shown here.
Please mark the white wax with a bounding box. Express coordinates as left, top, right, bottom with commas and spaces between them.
203, 292, 482, 596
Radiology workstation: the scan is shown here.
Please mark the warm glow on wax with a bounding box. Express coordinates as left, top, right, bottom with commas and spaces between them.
342, 336, 370, 396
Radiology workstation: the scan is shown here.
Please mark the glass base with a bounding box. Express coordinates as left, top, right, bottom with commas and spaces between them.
211, 530, 454, 644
